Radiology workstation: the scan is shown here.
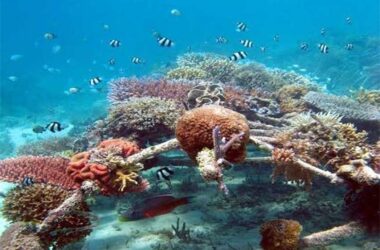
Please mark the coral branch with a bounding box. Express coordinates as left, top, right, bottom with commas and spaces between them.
245, 156, 273, 164
249, 136, 274, 151
295, 159, 344, 184
299, 222, 365, 248
125, 138, 179, 165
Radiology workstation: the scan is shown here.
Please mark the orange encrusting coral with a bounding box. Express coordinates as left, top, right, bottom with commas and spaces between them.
97, 138, 140, 156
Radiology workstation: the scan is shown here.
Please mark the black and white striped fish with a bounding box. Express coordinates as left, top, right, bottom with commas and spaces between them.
108, 58, 116, 65
157, 36, 174, 47
273, 34, 280, 42
21, 176, 34, 187
46, 121, 63, 133
346, 17, 352, 25
240, 39, 253, 48
131, 57, 144, 64
156, 167, 174, 181
236, 22, 247, 32
229, 51, 247, 61
260, 47, 266, 53
109, 39, 121, 47
300, 42, 309, 51
318, 43, 329, 54
89, 77, 102, 86
345, 43, 353, 50
216, 36, 228, 44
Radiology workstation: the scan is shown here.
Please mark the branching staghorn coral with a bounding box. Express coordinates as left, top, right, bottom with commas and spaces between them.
16, 137, 74, 156
353, 89, 380, 107
166, 66, 208, 80
275, 84, 313, 113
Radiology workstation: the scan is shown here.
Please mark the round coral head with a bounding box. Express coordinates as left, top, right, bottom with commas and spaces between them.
175, 105, 250, 162
97, 138, 140, 157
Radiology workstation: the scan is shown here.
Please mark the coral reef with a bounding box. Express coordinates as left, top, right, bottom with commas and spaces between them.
16, 136, 74, 156
176, 105, 250, 162
354, 89, 380, 107
1, 184, 92, 249
108, 77, 193, 105
303, 91, 380, 121
260, 219, 302, 250
0, 156, 78, 190
105, 97, 183, 141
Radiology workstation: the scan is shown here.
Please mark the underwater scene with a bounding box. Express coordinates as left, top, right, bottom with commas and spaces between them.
0, 0, 380, 249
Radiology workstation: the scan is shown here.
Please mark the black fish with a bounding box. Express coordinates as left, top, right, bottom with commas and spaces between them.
32, 125, 46, 134
46, 121, 63, 133
108, 58, 116, 65
300, 42, 309, 51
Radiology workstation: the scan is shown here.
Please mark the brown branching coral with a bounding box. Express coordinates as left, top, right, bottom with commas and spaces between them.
16, 136, 74, 156
166, 66, 208, 80
354, 89, 380, 107
260, 219, 302, 250
275, 84, 311, 113
1, 184, 92, 248
0, 222, 46, 250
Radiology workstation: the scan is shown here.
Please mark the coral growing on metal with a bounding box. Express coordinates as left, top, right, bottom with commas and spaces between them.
67, 139, 148, 195
0, 156, 79, 190
260, 219, 302, 250
1, 184, 92, 249
176, 105, 249, 193
105, 97, 183, 141
108, 77, 193, 105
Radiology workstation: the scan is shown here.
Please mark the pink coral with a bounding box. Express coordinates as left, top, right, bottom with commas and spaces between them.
0, 156, 79, 190
108, 77, 192, 105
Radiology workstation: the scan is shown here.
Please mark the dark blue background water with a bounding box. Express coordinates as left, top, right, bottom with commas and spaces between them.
1, 0, 379, 118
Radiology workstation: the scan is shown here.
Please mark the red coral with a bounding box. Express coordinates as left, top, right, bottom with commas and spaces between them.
0, 156, 79, 190
97, 138, 140, 157
67, 139, 144, 195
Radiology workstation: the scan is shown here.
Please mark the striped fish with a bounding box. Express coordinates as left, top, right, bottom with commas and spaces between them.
216, 36, 228, 44
109, 39, 121, 47
132, 57, 144, 64
156, 167, 174, 182
273, 34, 280, 42
46, 121, 63, 133
318, 43, 329, 54
229, 51, 247, 61
260, 47, 266, 53
108, 58, 116, 65
157, 36, 174, 47
90, 77, 102, 86
240, 39, 253, 48
236, 22, 247, 32
22, 176, 34, 187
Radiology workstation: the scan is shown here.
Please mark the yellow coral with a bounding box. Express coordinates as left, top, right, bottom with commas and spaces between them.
166, 66, 208, 80
260, 219, 302, 250
114, 170, 140, 192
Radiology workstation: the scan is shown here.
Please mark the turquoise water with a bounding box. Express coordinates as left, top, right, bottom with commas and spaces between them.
0, 1, 379, 249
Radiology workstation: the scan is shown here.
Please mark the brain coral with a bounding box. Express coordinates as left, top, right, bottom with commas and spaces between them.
2, 184, 91, 248
175, 105, 250, 162
106, 97, 183, 140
